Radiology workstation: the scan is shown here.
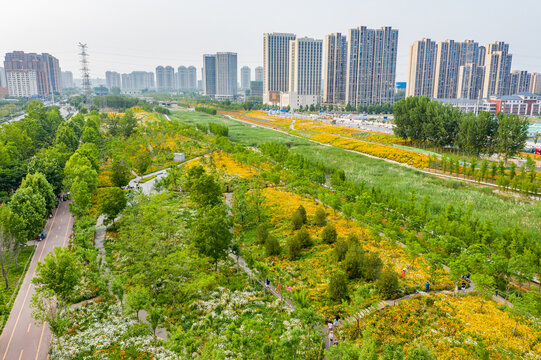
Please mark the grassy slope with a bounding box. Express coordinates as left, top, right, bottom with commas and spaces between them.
171, 110, 541, 240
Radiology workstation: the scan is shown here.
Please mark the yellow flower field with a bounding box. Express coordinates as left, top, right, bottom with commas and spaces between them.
311, 133, 429, 168
351, 293, 541, 359
256, 187, 451, 316
185, 151, 259, 179
294, 119, 362, 136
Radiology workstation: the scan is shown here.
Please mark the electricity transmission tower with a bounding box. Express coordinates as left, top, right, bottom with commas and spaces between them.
78, 43, 92, 104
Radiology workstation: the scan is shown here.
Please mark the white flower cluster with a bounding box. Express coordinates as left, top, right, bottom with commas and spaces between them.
50, 302, 179, 360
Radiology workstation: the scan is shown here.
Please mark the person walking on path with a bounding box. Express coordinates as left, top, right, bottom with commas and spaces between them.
425, 281, 430, 292
266, 278, 270, 289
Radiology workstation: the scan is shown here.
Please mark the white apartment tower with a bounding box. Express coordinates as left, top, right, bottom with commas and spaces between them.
263, 33, 296, 105
203, 54, 217, 97
281, 37, 323, 109
530, 73, 541, 94
323, 32, 348, 104
433, 40, 461, 99
240, 66, 251, 90
406, 38, 437, 98
187, 66, 197, 90
216, 52, 237, 99
177, 66, 188, 90
105, 71, 121, 89
345, 26, 399, 106
482, 41, 512, 98
509, 70, 530, 95
255, 66, 264, 82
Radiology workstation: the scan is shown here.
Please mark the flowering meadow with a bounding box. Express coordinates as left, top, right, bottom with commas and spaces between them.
346, 294, 541, 359
311, 133, 429, 168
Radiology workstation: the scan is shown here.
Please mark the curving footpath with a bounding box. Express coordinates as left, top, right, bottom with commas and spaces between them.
0, 200, 74, 360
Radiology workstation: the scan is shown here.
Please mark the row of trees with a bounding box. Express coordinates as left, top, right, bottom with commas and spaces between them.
394, 96, 529, 158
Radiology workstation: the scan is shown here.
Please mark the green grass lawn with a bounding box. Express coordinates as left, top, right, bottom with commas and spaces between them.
0, 246, 36, 330
171, 110, 541, 240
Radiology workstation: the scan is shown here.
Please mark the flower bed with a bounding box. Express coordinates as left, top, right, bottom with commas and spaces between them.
345, 294, 541, 359
311, 133, 429, 168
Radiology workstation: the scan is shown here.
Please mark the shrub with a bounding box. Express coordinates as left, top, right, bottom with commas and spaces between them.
295, 228, 312, 248
376, 270, 400, 299
196, 123, 208, 133
344, 247, 382, 281
195, 106, 217, 115
347, 233, 359, 244
296, 205, 307, 224
256, 224, 269, 245
321, 223, 337, 244
265, 236, 281, 257
208, 123, 228, 136
328, 272, 348, 302
314, 207, 327, 226
334, 240, 349, 261
362, 253, 383, 281
344, 245, 364, 279
291, 210, 304, 230
286, 236, 302, 260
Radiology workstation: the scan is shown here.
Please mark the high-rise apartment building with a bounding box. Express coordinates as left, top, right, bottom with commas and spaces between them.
61, 71, 73, 88
255, 66, 263, 82
121, 71, 154, 90
187, 66, 197, 90
3, 51, 62, 97
433, 40, 461, 99
177, 66, 188, 89
203, 55, 217, 97
280, 37, 323, 109
345, 26, 398, 106
156, 66, 175, 91
216, 52, 237, 99
323, 32, 348, 104
530, 73, 541, 94
456, 63, 485, 100
0, 67, 7, 88
263, 33, 296, 105
406, 38, 437, 98
240, 66, 251, 90
509, 70, 530, 94
105, 71, 121, 89
482, 41, 512, 98
41, 53, 62, 94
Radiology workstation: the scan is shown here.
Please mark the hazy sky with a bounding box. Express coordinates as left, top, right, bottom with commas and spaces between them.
1, 0, 540, 81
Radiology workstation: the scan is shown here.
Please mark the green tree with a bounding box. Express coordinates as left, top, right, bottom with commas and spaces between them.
321, 223, 338, 244
295, 228, 312, 248
495, 114, 528, 160
256, 223, 269, 245
126, 287, 150, 321
19, 172, 55, 213
119, 109, 138, 137
286, 236, 302, 260
405, 343, 436, 360
98, 187, 127, 228
265, 236, 281, 257
189, 172, 222, 207
328, 271, 348, 302
69, 180, 91, 218
133, 148, 152, 175
32, 246, 80, 304
471, 273, 495, 312
192, 206, 232, 271
110, 157, 131, 187
0, 207, 18, 288
314, 207, 327, 226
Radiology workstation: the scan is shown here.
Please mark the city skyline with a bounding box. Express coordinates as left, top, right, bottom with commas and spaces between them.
0, 0, 539, 82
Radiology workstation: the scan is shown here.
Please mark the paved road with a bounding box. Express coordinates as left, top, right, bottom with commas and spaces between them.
0, 199, 74, 360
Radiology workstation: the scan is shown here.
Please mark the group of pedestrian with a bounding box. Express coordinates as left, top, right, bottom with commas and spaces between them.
327, 315, 341, 346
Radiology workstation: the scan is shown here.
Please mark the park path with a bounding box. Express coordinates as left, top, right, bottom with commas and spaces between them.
0, 199, 74, 360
